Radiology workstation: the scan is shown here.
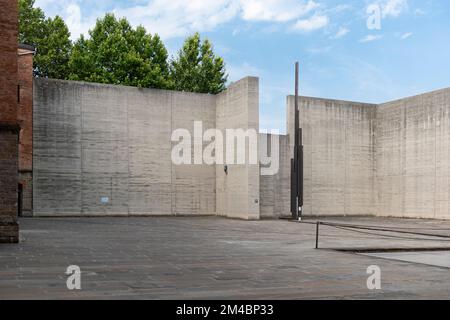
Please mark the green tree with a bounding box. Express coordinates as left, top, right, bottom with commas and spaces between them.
170, 33, 227, 94
68, 35, 94, 82
35, 16, 72, 78
19, 0, 72, 79
18, 0, 45, 46
69, 13, 171, 89
19, 3, 228, 92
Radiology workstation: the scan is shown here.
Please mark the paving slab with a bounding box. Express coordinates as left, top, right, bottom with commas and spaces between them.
0, 216, 450, 299
361, 251, 450, 269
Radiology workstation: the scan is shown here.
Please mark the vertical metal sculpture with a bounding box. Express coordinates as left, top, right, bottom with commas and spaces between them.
291, 62, 304, 220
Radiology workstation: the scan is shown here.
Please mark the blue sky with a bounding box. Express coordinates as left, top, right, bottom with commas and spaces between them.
35, 0, 450, 133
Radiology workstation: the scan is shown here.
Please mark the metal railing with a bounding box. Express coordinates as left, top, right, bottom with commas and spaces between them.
294, 220, 450, 249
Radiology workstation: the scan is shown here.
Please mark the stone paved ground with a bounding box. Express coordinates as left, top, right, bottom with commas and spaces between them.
1, 216, 450, 299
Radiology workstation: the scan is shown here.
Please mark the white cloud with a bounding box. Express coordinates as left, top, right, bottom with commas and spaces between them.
114, 0, 241, 39
333, 26, 349, 39
34, 1, 96, 40
117, 0, 325, 38
33, 0, 331, 39
329, 4, 353, 14
359, 34, 383, 43
400, 32, 413, 40
240, 0, 319, 22
65, 4, 92, 40
379, 0, 408, 18
34, 0, 60, 8
292, 14, 329, 32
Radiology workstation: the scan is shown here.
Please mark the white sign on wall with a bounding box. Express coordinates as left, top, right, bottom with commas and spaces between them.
101, 197, 109, 204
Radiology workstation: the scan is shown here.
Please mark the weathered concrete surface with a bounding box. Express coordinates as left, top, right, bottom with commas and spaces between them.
0, 0, 19, 242
171, 92, 217, 216
216, 77, 260, 220
362, 251, 450, 269
287, 96, 377, 217
33, 77, 264, 219
286, 88, 450, 220
31, 76, 450, 220
2, 216, 450, 299
375, 88, 450, 219
259, 133, 290, 218
33, 79, 217, 216
33, 79, 83, 215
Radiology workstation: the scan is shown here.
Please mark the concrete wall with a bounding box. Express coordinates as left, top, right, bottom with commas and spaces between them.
0, 0, 19, 242
34, 77, 262, 219
287, 89, 450, 220
170, 90, 217, 215
31, 75, 450, 220
216, 77, 260, 220
375, 88, 450, 219
259, 133, 290, 218
288, 96, 377, 217
33, 78, 216, 216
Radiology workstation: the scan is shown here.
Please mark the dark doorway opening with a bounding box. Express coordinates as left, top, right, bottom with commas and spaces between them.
18, 183, 23, 217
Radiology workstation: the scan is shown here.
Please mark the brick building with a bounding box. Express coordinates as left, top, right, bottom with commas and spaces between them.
18, 44, 35, 217
0, 0, 20, 243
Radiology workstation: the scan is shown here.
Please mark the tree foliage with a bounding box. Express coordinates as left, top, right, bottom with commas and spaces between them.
18, 0, 45, 46
36, 16, 72, 78
19, 2, 228, 94
170, 33, 227, 94
19, 0, 72, 78
69, 14, 171, 89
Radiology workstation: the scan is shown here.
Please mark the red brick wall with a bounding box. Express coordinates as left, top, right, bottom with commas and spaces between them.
0, 0, 19, 243
0, 0, 19, 124
18, 49, 34, 217
0, 130, 19, 242
18, 50, 33, 172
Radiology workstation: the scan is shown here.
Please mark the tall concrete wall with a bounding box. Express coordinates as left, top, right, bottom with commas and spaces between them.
288, 96, 377, 217
33, 77, 260, 218
259, 133, 290, 218
216, 77, 260, 220
287, 89, 450, 220
31, 75, 450, 220
33, 79, 216, 216
375, 88, 450, 219
170, 91, 216, 215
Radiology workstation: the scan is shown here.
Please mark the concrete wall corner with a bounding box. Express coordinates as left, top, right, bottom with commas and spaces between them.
215, 77, 260, 220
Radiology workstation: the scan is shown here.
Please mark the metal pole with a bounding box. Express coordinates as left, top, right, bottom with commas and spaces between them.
290, 158, 296, 217
293, 62, 300, 220
315, 222, 320, 249
295, 62, 303, 220
291, 62, 303, 221
298, 128, 303, 210
294, 62, 299, 160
